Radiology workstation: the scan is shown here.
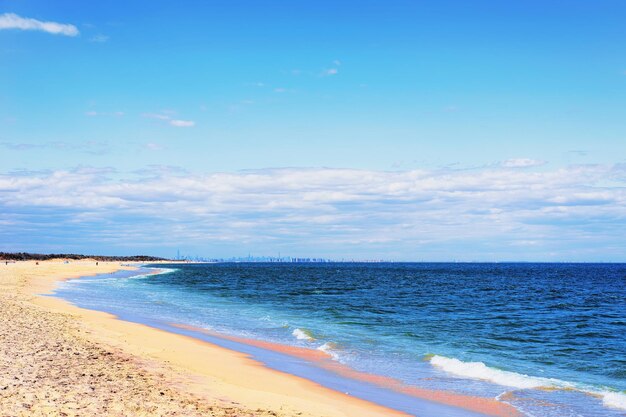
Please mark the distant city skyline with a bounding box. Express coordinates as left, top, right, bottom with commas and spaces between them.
1, 1, 625, 261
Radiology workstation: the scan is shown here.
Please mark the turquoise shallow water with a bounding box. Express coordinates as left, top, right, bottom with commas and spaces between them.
54, 263, 626, 417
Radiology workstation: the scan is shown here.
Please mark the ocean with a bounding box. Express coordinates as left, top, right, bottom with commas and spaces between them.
53, 262, 626, 417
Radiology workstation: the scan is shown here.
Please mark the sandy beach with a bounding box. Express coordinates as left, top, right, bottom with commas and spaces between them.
0, 260, 408, 417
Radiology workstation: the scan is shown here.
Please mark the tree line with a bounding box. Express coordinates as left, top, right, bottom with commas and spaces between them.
0, 252, 168, 261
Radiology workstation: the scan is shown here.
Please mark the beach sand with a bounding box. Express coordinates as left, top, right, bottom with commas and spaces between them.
0, 260, 407, 417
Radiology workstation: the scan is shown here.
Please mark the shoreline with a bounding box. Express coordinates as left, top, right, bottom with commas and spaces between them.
49, 262, 523, 417
2, 260, 529, 417
2, 260, 409, 417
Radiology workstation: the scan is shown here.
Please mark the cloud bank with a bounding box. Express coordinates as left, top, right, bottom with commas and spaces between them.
0, 13, 79, 36
1, 164, 624, 260
501, 158, 546, 168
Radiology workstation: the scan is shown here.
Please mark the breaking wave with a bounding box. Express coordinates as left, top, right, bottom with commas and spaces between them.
317, 342, 341, 361
429, 355, 626, 411
292, 328, 315, 341
429, 355, 564, 389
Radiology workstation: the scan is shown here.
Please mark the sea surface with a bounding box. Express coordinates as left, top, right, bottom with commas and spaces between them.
53, 263, 626, 417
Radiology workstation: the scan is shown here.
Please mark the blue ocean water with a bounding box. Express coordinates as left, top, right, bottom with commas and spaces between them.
53, 263, 626, 417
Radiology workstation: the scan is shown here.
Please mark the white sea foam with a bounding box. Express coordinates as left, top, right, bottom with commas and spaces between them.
114, 267, 178, 281
144, 267, 178, 277
602, 391, 626, 411
430, 355, 626, 411
292, 328, 315, 341
429, 355, 564, 389
317, 342, 340, 360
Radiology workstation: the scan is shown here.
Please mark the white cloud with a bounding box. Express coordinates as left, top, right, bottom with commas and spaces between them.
1, 140, 110, 154
143, 113, 170, 121
143, 112, 195, 127
89, 34, 109, 43
0, 13, 79, 36
144, 143, 163, 151
320, 60, 341, 77
85, 111, 124, 117
169, 119, 195, 127
501, 158, 546, 168
1, 164, 625, 260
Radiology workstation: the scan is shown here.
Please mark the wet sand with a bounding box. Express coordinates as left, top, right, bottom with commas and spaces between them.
169, 324, 521, 417
0, 260, 407, 417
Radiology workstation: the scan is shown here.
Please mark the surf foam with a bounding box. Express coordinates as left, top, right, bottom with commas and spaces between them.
292, 328, 315, 341
144, 267, 178, 277
429, 355, 626, 411
317, 342, 341, 360
429, 355, 563, 390
602, 391, 626, 411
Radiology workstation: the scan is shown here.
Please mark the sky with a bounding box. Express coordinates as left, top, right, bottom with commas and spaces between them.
1, 1, 625, 261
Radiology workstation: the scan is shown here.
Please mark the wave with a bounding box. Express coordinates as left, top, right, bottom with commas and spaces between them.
429, 355, 565, 389
429, 355, 626, 411
292, 328, 315, 341
143, 267, 178, 277
602, 391, 626, 410
317, 342, 341, 361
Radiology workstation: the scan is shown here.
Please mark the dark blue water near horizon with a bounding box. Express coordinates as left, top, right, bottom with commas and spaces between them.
54, 262, 626, 417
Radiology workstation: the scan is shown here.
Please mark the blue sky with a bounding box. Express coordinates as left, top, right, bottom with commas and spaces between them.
1, 1, 625, 260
